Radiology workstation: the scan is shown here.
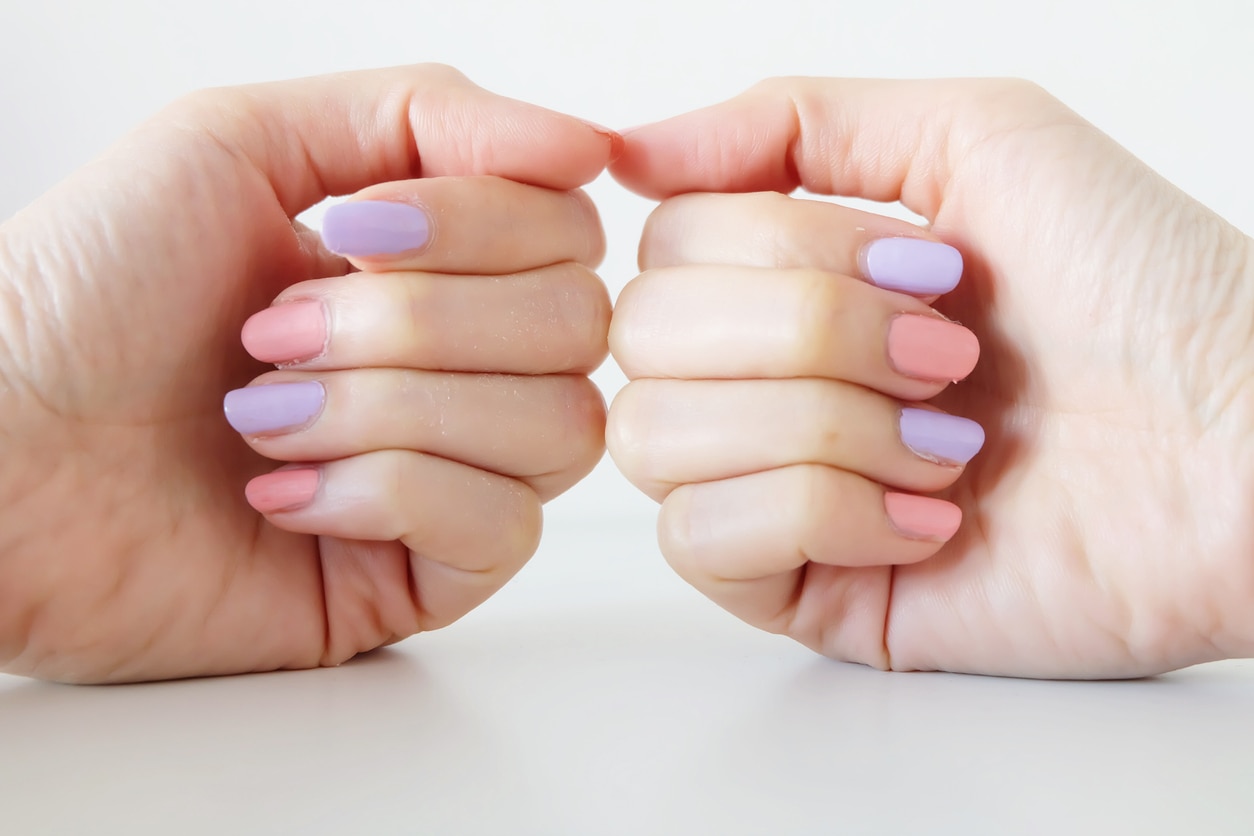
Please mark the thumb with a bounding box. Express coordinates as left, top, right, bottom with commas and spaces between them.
163, 63, 620, 216
610, 77, 1084, 221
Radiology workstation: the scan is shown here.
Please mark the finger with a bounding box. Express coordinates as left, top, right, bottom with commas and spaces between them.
660, 465, 959, 578
611, 77, 1077, 218
243, 451, 542, 631
320, 178, 605, 273
242, 263, 611, 374
610, 265, 979, 399
224, 369, 606, 502
640, 191, 962, 297
292, 220, 353, 279
608, 379, 984, 501
657, 465, 958, 643
166, 63, 620, 215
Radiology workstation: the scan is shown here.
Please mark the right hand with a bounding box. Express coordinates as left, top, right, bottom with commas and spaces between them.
607, 78, 1254, 678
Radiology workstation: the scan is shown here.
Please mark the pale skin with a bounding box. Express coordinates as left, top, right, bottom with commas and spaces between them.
608, 78, 1254, 678
0, 65, 615, 683
2, 70, 1252, 684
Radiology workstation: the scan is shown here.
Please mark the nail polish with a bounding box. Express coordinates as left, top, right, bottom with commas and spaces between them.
899, 408, 985, 465
884, 492, 962, 541
224, 381, 325, 436
245, 468, 320, 513
887, 315, 979, 382
241, 301, 328, 364
322, 200, 432, 257
861, 238, 963, 294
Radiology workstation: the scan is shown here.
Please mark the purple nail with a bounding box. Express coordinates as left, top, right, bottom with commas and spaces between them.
321, 200, 431, 257
224, 381, 325, 436
899, 408, 985, 465
861, 238, 963, 294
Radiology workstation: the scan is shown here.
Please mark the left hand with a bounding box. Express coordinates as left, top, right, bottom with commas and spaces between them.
0, 65, 615, 683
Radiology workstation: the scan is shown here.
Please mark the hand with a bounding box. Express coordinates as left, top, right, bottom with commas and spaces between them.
608, 78, 1254, 678
0, 65, 615, 683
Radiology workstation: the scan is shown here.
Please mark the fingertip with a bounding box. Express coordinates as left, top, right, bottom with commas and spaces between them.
609, 93, 801, 199
245, 467, 321, 515
578, 120, 626, 164
883, 492, 962, 545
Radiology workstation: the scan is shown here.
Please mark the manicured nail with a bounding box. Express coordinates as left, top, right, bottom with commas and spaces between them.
224, 381, 325, 436
579, 120, 626, 163
322, 200, 431, 257
245, 468, 320, 513
861, 238, 963, 294
887, 315, 979, 382
884, 492, 962, 541
241, 301, 327, 364
899, 408, 985, 465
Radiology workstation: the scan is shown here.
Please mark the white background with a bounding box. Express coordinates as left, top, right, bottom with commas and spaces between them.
3, 2, 1254, 833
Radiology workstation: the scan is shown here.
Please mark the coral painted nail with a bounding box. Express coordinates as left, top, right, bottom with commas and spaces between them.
884, 492, 962, 541
887, 315, 979, 382
242, 301, 327, 364
245, 468, 320, 514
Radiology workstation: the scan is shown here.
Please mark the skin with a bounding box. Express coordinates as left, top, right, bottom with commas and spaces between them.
607, 78, 1254, 678
0, 65, 615, 683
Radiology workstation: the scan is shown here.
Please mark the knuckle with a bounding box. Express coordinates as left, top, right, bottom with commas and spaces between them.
397, 280, 438, 362
414, 62, 471, 86
657, 486, 699, 575
794, 464, 839, 561
557, 375, 608, 470
795, 269, 844, 373
638, 200, 678, 270
547, 263, 611, 371
806, 383, 845, 458
605, 382, 651, 481
497, 479, 543, 565
566, 189, 607, 267
607, 273, 653, 375
748, 75, 803, 99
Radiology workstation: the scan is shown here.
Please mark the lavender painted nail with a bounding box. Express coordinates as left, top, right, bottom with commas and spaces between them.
861, 238, 963, 294
321, 200, 432, 257
899, 407, 985, 465
224, 381, 325, 436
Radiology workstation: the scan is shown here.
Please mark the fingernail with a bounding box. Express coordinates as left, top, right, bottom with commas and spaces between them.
579, 120, 626, 163
241, 301, 327, 364
887, 315, 979, 382
245, 468, 320, 513
884, 492, 962, 541
322, 200, 432, 257
861, 238, 963, 294
899, 408, 985, 465
224, 381, 325, 436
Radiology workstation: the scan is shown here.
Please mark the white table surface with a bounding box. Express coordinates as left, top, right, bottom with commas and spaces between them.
3, 514, 1253, 835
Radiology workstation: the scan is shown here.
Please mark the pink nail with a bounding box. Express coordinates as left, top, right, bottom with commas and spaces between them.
884, 492, 962, 541
242, 301, 327, 364
245, 468, 320, 514
887, 315, 979, 382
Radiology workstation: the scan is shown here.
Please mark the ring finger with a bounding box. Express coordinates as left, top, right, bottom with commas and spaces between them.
608, 378, 984, 501
224, 368, 606, 501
